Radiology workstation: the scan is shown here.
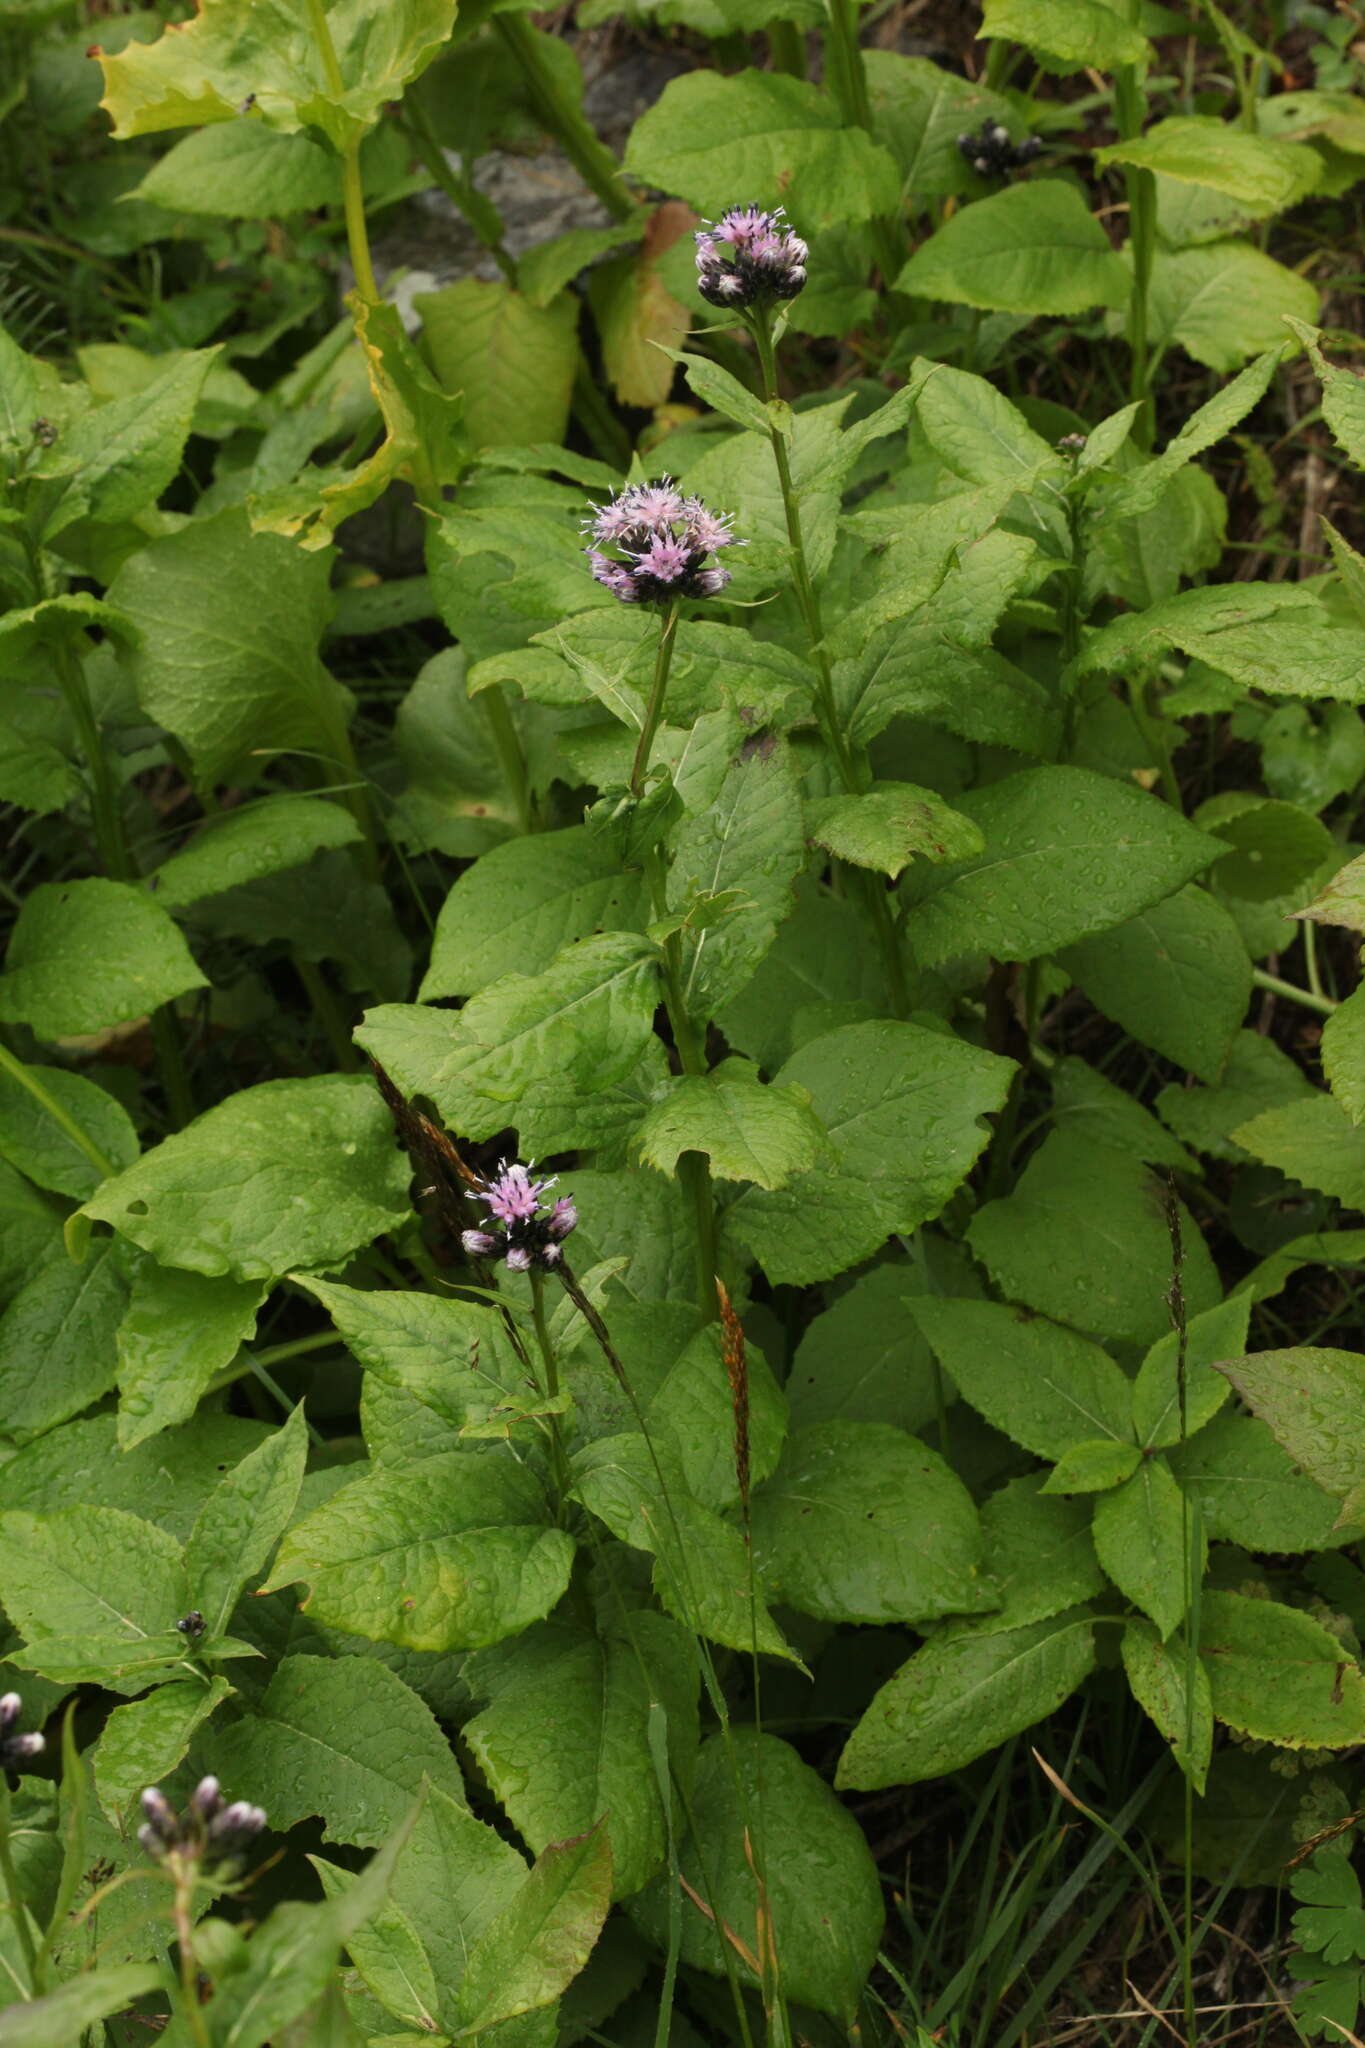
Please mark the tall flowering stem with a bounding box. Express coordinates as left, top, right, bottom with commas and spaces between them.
743, 297, 911, 1019
584, 483, 739, 1318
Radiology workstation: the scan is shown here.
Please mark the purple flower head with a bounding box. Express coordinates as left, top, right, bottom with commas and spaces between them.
695, 204, 807, 310
138, 1779, 266, 1873
584, 480, 743, 606
464, 1158, 578, 1273
0, 1696, 42, 1770
957, 122, 1042, 178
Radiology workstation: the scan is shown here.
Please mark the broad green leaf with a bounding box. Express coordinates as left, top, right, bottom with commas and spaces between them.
0, 594, 139, 673
0, 878, 206, 1039
419, 279, 577, 450
910, 1297, 1132, 1458
837, 1610, 1096, 1789
110, 506, 352, 788
1096, 118, 1322, 215
979, 1475, 1106, 1627
116, 1262, 268, 1449
1143, 243, 1318, 373
1092, 1459, 1197, 1639
82, 1074, 410, 1282
422, 825, 648, 1000
640, 1319, 788, 1512
265, 1451, 575, 1651
33, 347, 218, 539
1061, 884, 1251, 1084
572, 1433, 794, 1662
0, 1162, 62, 1311
215, 1655, 466, 1847
666, 736, 805, 1026
968, 1130, 1220, 1350
298, 1276, 530, 1434
1168, 1412, 1355, 1552
751, 1421, 992, 1624
1049, 1056, 1197, 1172
806, 782, 983, 878
630, 1730, 883, 2024
1107, 349, 1284, 519
93, 1674, 231, 1823
1122, 1619, 1212, 1792
0, 1965, 165, 2045
1074, 582, 1365, 705
148, 796, 361, 909
458, 1820, 613, 2031
312, 1858, 442, 2035
0, 1058, 137, 1199
465, 1613, 698, 1902
897, 179, 1130, 315
717, 874, 891, 1072
1216, 1347, 1365, 1502
1156, 1028, 1316, 1163
1296, 851, 1365, 932
1287, 317, 1365, 468
517, 220, 644, 310
255, 296, 465, 549
1196, 794, 1335, 903
1199, 1592, 1365, 1746
196, 1798, 420, 2048
623, 70, 900, 231
0, 1241, 128, 1442
633, 1061, 825, 1191
788, 1258, 948, 1434
99, 0, 456, 152
980, 0, 1148, 69
1041, 1440, 1142, 1494
1131, 1292, 1250, 1449
903, 765, 1220, 967
185, 1405, 308, 1636
727, 1020, 1013, 1287
0, 321, 39, 450
1234, 1093, 1365, 1207
357, 933, 662, 1156
2, 1411, 272, 1541
1323, 985, 1365, 1125
672, 349, 772, 436
0, 1505, 186, 1665
134, 117, 339, 215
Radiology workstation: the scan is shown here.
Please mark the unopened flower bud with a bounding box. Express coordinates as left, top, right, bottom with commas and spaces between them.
0, 1695, 20, 1732
546, 1197, 577, 1242
141, 1787, 177, 1839
462, 1228, 499, 1257
191, 1776, 222, 1820
6, 1733, 43, 1761
176, 1610, 206, 1638
1, 1695, 46, 1772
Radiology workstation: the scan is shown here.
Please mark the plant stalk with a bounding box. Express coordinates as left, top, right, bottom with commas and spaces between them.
0, 1781, 37, 1991
493, 13, 636, 223
750, 313, 911, 1019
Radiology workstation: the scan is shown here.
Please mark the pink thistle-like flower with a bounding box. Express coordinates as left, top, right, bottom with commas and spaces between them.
463, 1158, 578, 1272
696, 203, 808, 310
636, 535, 691, 584
584, 483, 741, 606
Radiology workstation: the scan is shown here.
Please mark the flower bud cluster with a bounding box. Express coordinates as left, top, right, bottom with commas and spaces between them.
462, 1160, 578, 1274
139, 1777, 266, 1873
584, 480, 741, 605
694, 205, 808, 309
0, 1693, 43, 1770
958, 122, 1042, 178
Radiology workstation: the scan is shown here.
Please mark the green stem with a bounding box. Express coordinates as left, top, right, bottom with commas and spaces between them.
750, 314, 911, 1020
821, 0, 903, 286
53, 640, 195, 1129
0, 1781, 38, 1992
631, 600, 679, 797
493, 14, 637, 224
479, 685, 535, 835
1251, 967, 1338, 1017
171, 1862, 212, 2048
401, 102, 516, 281
0, 1040, 117, 1181
632, 605, 718, 1317
768, 18, 806, 76
1112, 41, 1156, 439
529, 1272, 575, 1517
295, 956, 359, 1072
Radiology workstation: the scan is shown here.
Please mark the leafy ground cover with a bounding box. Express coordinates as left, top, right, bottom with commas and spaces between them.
3, 0, 1365, 2041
